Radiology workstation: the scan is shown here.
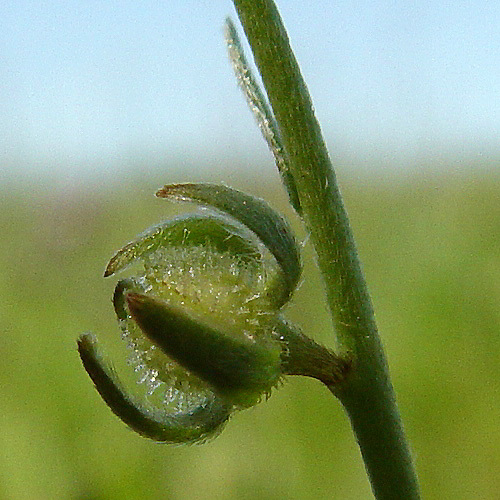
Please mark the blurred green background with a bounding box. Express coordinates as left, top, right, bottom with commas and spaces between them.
1, 166, 498, 500
2, 1, 499, 498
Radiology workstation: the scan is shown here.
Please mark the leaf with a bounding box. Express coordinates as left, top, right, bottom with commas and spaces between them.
224, 17, 301, 214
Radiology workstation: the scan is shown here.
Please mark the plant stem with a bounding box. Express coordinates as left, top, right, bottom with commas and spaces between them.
231, 1, 420, 498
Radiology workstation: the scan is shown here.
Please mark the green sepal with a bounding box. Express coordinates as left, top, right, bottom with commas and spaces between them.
113, 278, 137, 320
126, 292, 283, 408
77, 333, 231, 444
104, 213, 261, 278
156, 183, 301, 307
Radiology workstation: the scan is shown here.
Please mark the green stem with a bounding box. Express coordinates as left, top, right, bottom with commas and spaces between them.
231, 1, 420, 498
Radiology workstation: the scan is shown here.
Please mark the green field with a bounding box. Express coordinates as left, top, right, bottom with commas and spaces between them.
1, 169, 499, 499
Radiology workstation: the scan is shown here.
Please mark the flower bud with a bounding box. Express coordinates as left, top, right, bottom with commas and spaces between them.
79, 184, 303, 442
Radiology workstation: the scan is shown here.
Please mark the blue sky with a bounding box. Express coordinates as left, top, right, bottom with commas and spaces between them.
1, 0, 499, 182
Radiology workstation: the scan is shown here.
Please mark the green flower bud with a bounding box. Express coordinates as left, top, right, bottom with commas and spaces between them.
79, 184, 303, 443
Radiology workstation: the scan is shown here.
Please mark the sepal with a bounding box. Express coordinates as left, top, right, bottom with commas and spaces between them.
105, 213, 261, 278
77, 333, 231, 443
126, 292, 282, 408
156, 183, 301, 307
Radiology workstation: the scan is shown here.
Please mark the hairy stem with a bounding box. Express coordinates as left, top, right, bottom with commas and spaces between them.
231, 1, 420, 498
277, 318, 351, 386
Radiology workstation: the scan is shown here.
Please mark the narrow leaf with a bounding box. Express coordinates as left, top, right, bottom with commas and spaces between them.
224, 17, 301, 214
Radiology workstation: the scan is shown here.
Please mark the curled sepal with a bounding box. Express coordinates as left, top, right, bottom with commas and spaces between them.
126, 292, 283, 408
104, 213, 261, 278
156, 183, 301, 307
77, 333, 231, 443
